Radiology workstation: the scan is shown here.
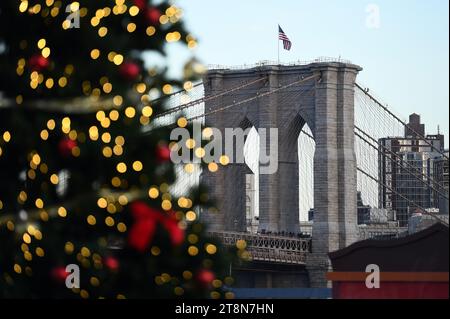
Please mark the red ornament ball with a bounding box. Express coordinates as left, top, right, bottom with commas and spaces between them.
156, 144, 171, 162
146, 7, 162, 26
51, 266, 68, 283
133, 0, 147, 10
119, 61, 141, 81
58, 137, 77, 157
196, 269, 215, 287
28, 54, 50, 71
104, 256, 120, 271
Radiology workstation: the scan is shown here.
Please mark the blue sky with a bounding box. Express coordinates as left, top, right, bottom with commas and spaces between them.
165, 0, 449, 145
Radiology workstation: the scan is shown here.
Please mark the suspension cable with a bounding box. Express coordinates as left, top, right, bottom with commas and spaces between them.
184, 74, 319, 123
151, 74, 319, 131
355, 83, 449, 160
154, 76, 268, 120
296, 122, 449, 215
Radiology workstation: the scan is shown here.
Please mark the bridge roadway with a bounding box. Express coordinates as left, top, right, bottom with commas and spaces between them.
209, 231, 312, 265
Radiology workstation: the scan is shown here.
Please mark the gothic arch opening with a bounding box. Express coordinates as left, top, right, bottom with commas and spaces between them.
244, 126, 260, 233
298, 123, 315, 233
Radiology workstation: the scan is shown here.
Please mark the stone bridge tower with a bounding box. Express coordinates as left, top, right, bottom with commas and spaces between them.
201, 62, 362, 287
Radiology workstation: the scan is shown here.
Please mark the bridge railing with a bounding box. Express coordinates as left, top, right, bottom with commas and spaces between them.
207, 57, 353, 71
209, 231, 312, 265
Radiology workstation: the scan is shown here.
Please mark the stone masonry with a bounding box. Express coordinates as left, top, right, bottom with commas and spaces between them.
200, 62, 362, 288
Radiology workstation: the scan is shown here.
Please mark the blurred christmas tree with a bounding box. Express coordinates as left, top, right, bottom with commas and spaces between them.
0, 0, 233, 299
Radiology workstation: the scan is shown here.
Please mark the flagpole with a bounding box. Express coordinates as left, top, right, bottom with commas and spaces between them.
277, 25, 280, 65
278, 39, 280, 65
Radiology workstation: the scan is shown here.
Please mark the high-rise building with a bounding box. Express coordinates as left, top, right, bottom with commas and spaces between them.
379, 114, 446, 226
405, 113, 425, 137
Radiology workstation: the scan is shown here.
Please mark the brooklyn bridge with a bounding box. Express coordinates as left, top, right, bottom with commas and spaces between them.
151, 58, 449, 293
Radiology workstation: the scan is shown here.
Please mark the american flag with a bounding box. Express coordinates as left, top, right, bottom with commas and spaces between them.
278, 25, 292, 51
